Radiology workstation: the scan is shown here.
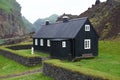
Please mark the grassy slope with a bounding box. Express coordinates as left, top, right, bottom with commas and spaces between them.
45, 41, 120, 80
0, 0, 18, 13
17, 49, 49, 58
6, 73, 53, 80
0, 47, 40, 57
0, 41, 49, 58
0, 39, 4, 44
71, 41, 120, 77
0, 55, 41, 77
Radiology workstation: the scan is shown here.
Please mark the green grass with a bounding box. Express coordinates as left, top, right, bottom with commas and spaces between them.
0, 55, 41, 77
0, 47, 40, 58
45, 41, 120, 80
17, 49, 50, 58
6, 73, 53, 80
0, 39, 4, 44
0, 0, 19, 13
0, 41, 49, 57
0, 46, 50, 58
5, 41, 33, 47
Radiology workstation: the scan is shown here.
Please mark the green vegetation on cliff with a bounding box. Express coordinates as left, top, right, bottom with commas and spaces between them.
0, 0, 34, 38
0, 0, 19, 13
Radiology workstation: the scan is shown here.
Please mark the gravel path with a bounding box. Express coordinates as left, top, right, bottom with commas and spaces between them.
0, 69, 42, 79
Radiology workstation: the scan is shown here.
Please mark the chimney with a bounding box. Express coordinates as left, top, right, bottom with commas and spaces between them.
45, 20, 49, 25
95, 0, 100, 5
62, 16, 69, 22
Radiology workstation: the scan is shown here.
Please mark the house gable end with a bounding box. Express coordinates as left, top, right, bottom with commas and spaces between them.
75, 19, 99, 39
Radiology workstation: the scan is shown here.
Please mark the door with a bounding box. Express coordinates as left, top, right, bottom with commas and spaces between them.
51, 41, 71, 59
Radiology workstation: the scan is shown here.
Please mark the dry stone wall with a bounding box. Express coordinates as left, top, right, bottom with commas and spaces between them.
43, 63, 104, 80
0, 49, 41, 66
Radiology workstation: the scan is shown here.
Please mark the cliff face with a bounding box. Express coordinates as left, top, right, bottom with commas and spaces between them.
0, 0, 29, 38
79, 0, 120, 39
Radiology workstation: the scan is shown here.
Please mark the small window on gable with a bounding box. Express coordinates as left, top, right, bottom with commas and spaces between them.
40, 39, 44, 46
84, 39, 91, 49
35, 39, 38, 46
85, 25, 90, 31
47, 40, 50, 47
62, 41, 66, 48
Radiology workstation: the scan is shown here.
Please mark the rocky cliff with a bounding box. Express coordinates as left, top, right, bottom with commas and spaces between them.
79, 0, 120, 39
0, 0, 33, 38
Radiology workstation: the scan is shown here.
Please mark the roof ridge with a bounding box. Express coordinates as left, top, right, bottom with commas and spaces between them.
33, 17, 87, 38
43, 17, 88, 26
70, 17, 88, 22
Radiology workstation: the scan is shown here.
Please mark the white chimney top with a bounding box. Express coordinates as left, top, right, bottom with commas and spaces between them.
62, 16, 69, 22
62, 16, 69, 19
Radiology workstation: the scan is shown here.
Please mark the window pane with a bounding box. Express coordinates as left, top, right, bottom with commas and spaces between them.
84, 39, 91, 49
35, 39, 38, 45
40, 39, 44, 46
85, 25, 90, 31
62, 41, 66, 48
47, 40, 50, 47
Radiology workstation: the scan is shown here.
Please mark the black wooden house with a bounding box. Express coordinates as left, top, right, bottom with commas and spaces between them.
33, 17, 99, 59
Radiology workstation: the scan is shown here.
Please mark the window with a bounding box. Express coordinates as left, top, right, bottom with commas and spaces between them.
47, 40, 50, 47
40, 39, 44, 46
84, 39, 91, 49
62, 41, 66, 48
35, 39, 38, 45
85, 25, 90, 31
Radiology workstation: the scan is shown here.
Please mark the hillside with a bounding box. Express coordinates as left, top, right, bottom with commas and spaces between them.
57, 0, 120, 40
34, 14, 58, 31
57, 13, 78, 21
79, 0, 120, 40
0, 0, 33, 38
22, 16, 36, 33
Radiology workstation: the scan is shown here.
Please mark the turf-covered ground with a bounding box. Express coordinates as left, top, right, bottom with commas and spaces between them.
45, 41, 120, 80
6, 73, 53, 80
0, 41, 120, 80
0, 55, 41, 77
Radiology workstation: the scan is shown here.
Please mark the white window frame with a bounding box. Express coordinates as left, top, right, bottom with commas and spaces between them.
84, 39, 91, 49
35, 39, 38, 46
85, 25, 90, 31
47, 40, 50, 47
40, 39, 44, 46
62, 41, 66, 48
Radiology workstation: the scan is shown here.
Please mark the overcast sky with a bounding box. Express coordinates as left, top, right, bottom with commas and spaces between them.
16, 0, 106, 23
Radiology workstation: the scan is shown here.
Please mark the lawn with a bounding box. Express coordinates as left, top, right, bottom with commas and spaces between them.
0, 44, 49, 58
71, 41, 120, 77
0, 39, 4, 44
0, 55, 41, 77
0, 0, 20, 13
5, 41, 33, 47
45, 41, 120, 80
17, 49, 50, 58
6, 73, 53, 80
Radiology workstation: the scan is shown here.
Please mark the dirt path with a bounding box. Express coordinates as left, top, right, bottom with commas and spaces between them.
0, 69, 42, 79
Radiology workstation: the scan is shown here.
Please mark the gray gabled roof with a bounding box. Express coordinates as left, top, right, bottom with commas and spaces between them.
33, 17, 88, 39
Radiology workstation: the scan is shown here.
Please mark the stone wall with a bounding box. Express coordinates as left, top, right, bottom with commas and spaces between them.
43, 63, 104, 80
0, 49, 41, 66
